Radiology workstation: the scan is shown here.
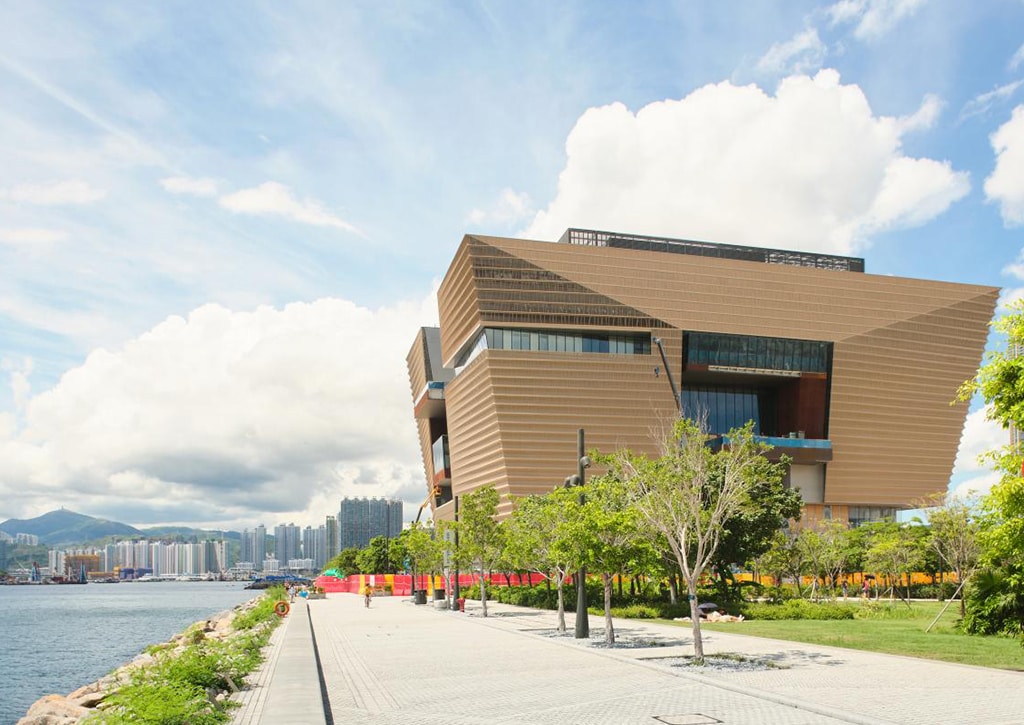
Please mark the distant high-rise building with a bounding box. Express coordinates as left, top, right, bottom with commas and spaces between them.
325, 515, 339, 561
274, 523, 301, 570
338, 497, 403, 550
240, 525, 267, 566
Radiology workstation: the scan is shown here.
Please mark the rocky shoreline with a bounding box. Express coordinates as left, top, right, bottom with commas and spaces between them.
17, 595, 265, 725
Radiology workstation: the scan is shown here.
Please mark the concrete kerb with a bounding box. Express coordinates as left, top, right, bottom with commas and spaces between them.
438, 600, 895, 725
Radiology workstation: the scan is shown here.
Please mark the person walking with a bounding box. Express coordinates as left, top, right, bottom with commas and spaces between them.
363, 583, 373, 608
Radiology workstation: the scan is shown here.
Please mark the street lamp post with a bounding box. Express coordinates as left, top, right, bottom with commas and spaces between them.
567, 427, 590, 639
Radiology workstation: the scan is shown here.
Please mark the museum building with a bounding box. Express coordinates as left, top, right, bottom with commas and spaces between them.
406, 229, 997, 526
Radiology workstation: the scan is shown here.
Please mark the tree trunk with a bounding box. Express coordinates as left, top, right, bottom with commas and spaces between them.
602, 572, 615, 645
504, 571, 512, 588
629, 577, 635, 597
688, 580, 705, 664
668, 576, 678, 605
480, 566, 488, 617
617, 573, 623, 598
556, 577, 566, 633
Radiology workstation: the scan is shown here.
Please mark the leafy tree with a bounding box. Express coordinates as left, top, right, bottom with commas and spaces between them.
601, 419, 789, 662
796, 520, 854, 600
356, 535, 403, 574
570, 474, 651, 644
923, 495, 981, 616
754, 529, 803, 592
405, 522, 443, 593
863, 524, 925, 603
711, 474, 801, 596
324, 547, 360, 576
457, 485, 505, 617
504, 488, 582, 633
957, 299, 1024, 638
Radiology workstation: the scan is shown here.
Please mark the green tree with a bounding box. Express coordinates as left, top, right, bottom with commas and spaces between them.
405, 522, 443, 593
571, 474, 651, 644
504, 488, 582, 633
324, 546, 360, 576
924, 494, 981, 616
457, 485, 505, 617
711, 475, 802, 597
863, 524, 925, 603
356, 535, 403, 574
602, 419, 789, 662
755, 529, 803, 592
957, 300, 1024, 638
796, 520, 854, 600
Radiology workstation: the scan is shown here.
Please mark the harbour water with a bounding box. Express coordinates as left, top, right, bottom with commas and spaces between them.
0, 581, 256, 724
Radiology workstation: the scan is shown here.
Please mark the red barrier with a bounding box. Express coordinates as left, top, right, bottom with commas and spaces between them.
314, 572, 547, 596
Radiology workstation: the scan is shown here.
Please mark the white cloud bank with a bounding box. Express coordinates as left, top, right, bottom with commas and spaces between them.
0, 294, 438, 529
985, 105, 1024, 226
524, 70, 968, 254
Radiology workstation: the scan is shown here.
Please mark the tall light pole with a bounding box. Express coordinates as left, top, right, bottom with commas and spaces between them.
565, 427, 591, 639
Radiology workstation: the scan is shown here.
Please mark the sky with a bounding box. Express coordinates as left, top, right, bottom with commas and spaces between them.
1, 0, 1022, 532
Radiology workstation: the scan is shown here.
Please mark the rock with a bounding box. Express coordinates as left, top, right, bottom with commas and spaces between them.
66, 681, 106, 708
16, 694, 88, 724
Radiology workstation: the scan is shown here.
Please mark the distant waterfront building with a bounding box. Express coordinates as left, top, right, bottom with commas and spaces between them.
262, 556, 279, 574
338, 497, 403, 550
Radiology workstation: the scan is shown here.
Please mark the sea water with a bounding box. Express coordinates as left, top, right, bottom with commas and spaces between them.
0, 581, 255, 724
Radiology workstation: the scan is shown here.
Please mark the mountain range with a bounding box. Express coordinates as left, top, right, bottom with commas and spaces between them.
0, 509, 240, 546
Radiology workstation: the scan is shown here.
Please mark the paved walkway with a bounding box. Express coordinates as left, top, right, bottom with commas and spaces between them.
235, 594, 1024, 725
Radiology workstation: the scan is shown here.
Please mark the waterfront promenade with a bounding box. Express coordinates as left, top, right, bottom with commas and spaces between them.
233, 595, 1024, 725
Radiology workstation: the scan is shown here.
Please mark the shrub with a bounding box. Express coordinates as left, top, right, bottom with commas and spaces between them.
95, 591, 280, 724
740, 599, 855, 620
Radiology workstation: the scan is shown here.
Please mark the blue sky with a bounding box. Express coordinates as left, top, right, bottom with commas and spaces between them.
0, 1, 1021, 530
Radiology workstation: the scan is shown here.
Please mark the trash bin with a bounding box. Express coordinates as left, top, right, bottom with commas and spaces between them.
414, 590, 428, 605
433, 589, 446, 601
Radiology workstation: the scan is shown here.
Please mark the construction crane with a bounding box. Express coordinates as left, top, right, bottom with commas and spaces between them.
414, 486, 442, 524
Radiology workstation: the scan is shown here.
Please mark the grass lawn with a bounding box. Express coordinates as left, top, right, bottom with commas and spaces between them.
684, 600, 1024, 671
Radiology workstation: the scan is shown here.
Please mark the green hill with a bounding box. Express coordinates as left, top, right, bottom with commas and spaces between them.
0, 509, 142, 546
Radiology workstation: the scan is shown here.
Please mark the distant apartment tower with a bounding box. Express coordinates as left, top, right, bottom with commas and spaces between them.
274, 523, 302, 569
325, 515, 339, 560
240, 525, 267, 566
338, 497, 403, 550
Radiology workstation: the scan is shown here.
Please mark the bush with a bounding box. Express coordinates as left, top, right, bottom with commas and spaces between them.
95, 591, 280, 724
740, 599, 855, 620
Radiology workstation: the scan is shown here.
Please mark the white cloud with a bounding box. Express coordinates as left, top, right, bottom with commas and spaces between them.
959, 81, 1024, 123
984, 105, 1024, 226
0, 294, 438, 528
1010, 42, 1024, 72
0, 227, 68, 247
998, 286, 1024, 312
524, 70, 968, 254
893, 93, 942, 133
160, 176, 219, 197
827, 0, 928, 41
952, 406, 1005, 476
0, 180, 105, 205
219, 182, 361, 235
949, 471, 1001, 502
1, 357, 33, 412
466, 188, 534, 227
756, 28, 826, 75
